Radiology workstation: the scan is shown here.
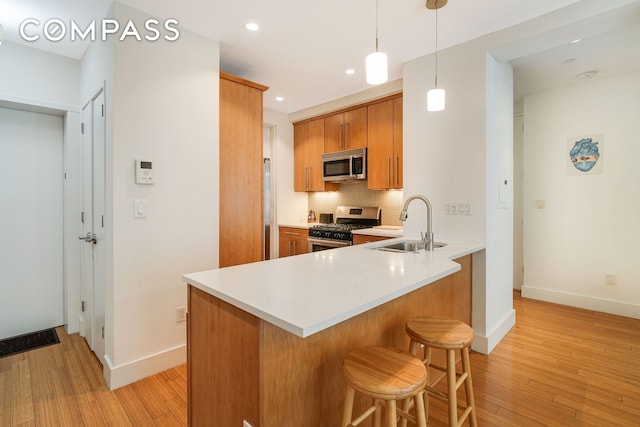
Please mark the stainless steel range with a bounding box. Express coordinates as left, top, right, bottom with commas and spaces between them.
308, 206, 381, 252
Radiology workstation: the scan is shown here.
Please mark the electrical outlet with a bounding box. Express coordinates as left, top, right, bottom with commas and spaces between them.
176, 306, 187, 323
605, 274, 616, 286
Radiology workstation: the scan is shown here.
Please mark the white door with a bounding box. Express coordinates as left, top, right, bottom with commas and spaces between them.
80, 90, 106, 364
0, 107, 64, 339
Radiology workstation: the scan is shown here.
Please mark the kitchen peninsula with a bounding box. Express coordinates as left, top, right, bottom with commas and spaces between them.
183, 239, 483, 426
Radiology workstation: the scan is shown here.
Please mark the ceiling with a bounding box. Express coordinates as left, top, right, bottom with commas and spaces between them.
1, 0, 639, 113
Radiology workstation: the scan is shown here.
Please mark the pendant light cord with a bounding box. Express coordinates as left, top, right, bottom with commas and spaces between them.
434, 0, 439, 88
375, 0, 380, 52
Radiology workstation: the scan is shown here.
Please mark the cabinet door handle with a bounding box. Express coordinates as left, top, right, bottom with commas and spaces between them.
345, 123, 350, 149
284, 231, 300, 236
292, 241, 297, 255
387, 157, 391, 186
339, 124, 344, 150
396, 156, 400, 186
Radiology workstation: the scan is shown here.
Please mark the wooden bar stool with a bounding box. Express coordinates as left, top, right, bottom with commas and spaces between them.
341, 345, 428, 427
406, 318, 478, 427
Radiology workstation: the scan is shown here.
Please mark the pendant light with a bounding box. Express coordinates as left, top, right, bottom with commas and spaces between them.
365, 0, 388, 85
427, 0, 446, 111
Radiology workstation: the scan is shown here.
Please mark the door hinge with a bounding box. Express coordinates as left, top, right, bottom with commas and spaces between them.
81, 123, 84, 134
81, 211, 85, 224
101, 326, 105, 339
81, 300, 85, 312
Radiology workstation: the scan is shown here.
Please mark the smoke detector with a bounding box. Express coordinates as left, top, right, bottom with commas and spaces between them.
576, 71, 597, 80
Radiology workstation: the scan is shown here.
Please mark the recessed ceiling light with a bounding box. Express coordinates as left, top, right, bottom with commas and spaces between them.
275, 96, 284, 102
246, 22, 259, 31
345, 69, 355, 75
570, 38, 582, 44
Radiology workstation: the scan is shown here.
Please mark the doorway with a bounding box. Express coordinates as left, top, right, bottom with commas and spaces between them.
79, 90, 106, 365
263, 124, 277, 260
0, 107, 64, 339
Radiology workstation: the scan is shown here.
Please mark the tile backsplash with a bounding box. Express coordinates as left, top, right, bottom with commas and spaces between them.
308, 181, 404, 226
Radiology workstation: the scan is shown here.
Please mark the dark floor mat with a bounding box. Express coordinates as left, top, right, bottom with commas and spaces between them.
0, 327, 60, 358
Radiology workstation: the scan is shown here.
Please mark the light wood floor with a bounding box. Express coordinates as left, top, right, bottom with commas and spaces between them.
0, 327, 187, 426
1, 292, 638, 426
427, 292, 640, 426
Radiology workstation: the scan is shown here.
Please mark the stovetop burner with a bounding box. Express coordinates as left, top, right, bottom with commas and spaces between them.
310, 223, 372, 232
308, 206, 381, 242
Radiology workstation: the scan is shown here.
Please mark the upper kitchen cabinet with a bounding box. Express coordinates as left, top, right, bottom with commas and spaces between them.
219, 72, 268, 267
367, 95, 403, 189
324, 106, 367, 152
294, 118, 339, 192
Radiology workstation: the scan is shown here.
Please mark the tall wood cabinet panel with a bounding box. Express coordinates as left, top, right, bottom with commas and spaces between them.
324, 106, 367, 152
294, 118, 338, 192
219, 72, 268, 267
367, 96, 403, 189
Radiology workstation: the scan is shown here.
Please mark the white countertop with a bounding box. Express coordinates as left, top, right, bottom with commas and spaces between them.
352, 225, 404, 238
279, 223, 313, 229
183, 238, 484, 338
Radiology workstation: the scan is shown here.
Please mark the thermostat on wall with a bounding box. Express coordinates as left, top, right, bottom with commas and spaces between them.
135, 159, 154, 184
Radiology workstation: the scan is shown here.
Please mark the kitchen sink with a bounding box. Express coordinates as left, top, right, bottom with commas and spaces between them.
373, 240, 447, 253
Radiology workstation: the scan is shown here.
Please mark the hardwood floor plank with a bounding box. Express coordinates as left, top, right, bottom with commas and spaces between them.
78, 399, 108, 427
3, 291, 639, 426
0, 371, 11, 426
32, 398, 59, 426
10, 359, 34, 426
112, 385, 157, 426
94, 387, 132, 427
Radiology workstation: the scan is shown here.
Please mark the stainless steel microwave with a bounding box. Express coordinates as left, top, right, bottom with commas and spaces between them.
322, 148, 367, 182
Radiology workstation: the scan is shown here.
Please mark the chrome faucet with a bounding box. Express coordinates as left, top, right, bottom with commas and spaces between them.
399, 195, 434, 251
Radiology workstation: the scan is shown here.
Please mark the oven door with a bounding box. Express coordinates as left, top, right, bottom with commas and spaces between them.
308, 237, 351, 252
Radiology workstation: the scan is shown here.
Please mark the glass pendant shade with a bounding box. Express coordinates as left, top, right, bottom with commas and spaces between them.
427, 88, 445, 111
366, 51, 388, 85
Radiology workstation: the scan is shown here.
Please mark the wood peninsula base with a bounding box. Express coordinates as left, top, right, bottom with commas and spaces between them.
187, 255, 471, 427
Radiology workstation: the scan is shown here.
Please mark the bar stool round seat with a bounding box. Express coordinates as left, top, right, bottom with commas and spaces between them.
342, 345, 428, 427
406, 317, 478, 427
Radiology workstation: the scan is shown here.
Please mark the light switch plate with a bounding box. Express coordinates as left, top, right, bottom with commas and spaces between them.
134, 199, 146, 218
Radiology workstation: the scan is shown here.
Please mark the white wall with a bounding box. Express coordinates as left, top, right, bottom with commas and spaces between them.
0, 42, 82, 336
0, 41, 79, 109
403, 38, 515, 354
105, 3, 219, 389
483, 54, 516, 351
78, 2, 220, 388
0, 108, 64, 339
522, 71, 640, 318
264, 108, 308, 229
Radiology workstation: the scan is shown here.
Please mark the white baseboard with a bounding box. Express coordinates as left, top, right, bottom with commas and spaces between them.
522, 285, 640, 320
104, 344, 186, 390
471, 308, 516, 355
78, 314, 85, 337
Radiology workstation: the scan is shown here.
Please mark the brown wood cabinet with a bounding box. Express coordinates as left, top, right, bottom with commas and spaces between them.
278, 227, 309, 257
352, 234, 393, 245
219, 73, 268, 267
324, 106, 367, 152
187, 255, 471, 426
367, 96, 403, 189
294, 118, 338, 192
